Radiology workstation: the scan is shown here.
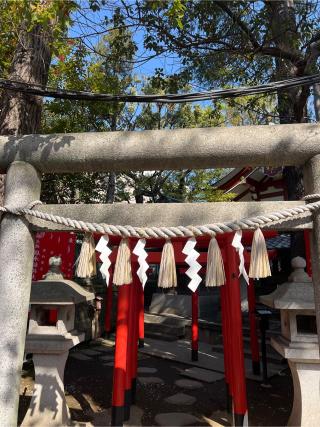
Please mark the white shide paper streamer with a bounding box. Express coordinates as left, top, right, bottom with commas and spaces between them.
231, 230, 249, 285
182, 237, 202, 292
95, 235, 112, 286
133, 239, 148, 289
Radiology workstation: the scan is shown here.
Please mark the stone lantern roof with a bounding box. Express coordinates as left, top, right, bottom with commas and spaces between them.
30, 256, 94, 305
260, 257, 314, 310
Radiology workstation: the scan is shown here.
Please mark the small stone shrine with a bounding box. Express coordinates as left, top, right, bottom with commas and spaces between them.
22, 257, 94, 426
260, 256, 319, 427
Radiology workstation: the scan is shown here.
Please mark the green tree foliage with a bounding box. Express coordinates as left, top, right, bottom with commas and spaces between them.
41, 25, 235, 204
0, 0, 75, 77
127, 1, 320, 122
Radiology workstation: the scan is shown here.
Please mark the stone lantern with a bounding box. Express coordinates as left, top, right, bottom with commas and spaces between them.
22, 257, 94, 427
260, 256, 319, 427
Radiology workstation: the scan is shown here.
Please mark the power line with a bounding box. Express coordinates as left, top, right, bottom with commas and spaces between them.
0, 74, 319, 104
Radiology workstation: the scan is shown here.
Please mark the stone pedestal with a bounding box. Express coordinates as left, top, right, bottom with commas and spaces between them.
261, 257, 320, 427
22, 352, 70, 426
272, 336, 320, 427
288, 360, 320, 427
22, 332, 82, 426
22, 262, 94, 426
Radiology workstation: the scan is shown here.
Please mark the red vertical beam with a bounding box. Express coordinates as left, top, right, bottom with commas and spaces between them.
248, 278, 261, 376
131, 271, 140, 404
124, 280, 134, 421
220, 282, 232, 415
304, 230, 312, 276
191, 290, 199, 361
104, 268, 114, 335
225, 233, 248, 426
138, 283, 145, 348
111, 283, 130, 426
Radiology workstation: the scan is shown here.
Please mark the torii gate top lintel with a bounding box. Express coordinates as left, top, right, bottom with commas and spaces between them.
0, 122, 320, 173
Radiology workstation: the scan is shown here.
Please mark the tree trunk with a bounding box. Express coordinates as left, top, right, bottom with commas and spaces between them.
267, 1, 307, 199
314, 83, 320, 121
266, 1, 307, 257
0, 21, 53, 204
106, 172, 116, 203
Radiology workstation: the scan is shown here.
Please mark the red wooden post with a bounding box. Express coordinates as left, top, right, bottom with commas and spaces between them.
191, 289, 199, 361
104, 269, 113, 336
248, 278, 261, 375
220, 283, 232, 414
138, 283, 145, 348
124, 281, 134, 421
131, 272, 140, 404
111, 284, 130, 426
225, 234, 248, 426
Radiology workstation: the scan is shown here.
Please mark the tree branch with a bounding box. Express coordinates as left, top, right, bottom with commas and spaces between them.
215, 1, 260, 49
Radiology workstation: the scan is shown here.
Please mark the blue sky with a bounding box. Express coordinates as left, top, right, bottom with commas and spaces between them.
69, 2, 182, 80
67, 1, 318, 121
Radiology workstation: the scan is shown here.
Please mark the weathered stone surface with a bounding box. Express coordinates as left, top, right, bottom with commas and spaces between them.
30, 201, 311, 232
181, 367, 224, 383
22, 353, 70, 426
137, 367, 157, 374
164, 393, 196, 406
0, 162, 41, 425
0, 123, 319, 173
138, 377, 164, 385
175, 379, 204, 389
155, 412, 200, 426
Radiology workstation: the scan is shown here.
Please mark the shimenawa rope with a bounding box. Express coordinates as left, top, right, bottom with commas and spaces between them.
0, 195, 320, 239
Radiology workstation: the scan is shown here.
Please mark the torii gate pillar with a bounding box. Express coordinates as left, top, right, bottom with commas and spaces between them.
0, 161, 41, 426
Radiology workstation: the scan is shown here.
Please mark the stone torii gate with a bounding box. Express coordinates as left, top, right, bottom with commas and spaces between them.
0, 123, 320, 425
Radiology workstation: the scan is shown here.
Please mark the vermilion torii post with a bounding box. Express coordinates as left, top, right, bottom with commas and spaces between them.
225, 234, 248, 426
104, 268, 113, 336
247, 279, 261, 376
131, 274, 140, 405
191, 290, 199, 361
111, 283, 130, 426
124, 279, 134, 422
220, 280, 232, 415
138, 285, 145, 348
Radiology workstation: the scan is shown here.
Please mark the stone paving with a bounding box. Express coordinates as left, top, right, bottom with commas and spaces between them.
164, 393, 196, 405
138, 367, 158, 374
68, 338, 224, 426
174, 379, 204, 389
140, 337, 284, 381
181, 367, 225, 383
19, 335, 291, 426
155, 412, 201, 426
138, 376, 165, 385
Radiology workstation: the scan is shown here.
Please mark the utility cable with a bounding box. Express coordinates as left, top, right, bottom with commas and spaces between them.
0, 74, 319, 104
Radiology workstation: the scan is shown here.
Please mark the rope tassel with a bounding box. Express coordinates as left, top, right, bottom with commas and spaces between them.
113, 238, 132, 286
249, 228, 271, 279
76, 233, 97, 278
158, 240, 177, 288
205, 237, 225, 287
